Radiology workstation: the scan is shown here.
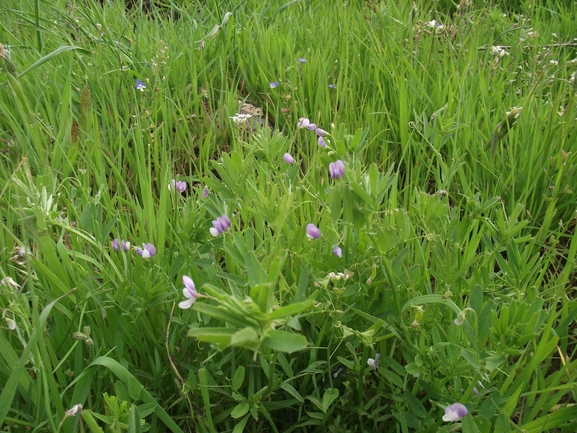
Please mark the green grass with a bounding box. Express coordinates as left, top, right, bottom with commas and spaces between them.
1, 0, 577, 431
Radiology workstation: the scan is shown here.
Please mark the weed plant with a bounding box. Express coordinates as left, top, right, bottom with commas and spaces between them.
1, 0, 577, 432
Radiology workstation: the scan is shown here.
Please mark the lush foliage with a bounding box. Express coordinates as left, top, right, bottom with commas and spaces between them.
1, 0, 577, 431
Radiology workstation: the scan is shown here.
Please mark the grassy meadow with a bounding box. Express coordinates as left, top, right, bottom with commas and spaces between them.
1, 0, 577, 431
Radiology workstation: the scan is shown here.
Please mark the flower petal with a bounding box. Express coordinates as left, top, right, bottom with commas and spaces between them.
178, 298, 195, 309
183, 275, 195, 292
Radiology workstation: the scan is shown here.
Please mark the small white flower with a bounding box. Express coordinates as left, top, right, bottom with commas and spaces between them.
230, 113, 253, 124
367, 353, 380, 371
5, 317, 16, 330
0, 277, 19, 288
491, 46, 509, 57
65, 404, 83, 417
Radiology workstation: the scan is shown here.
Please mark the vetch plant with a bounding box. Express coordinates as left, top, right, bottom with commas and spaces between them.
306, 223, 321, 239
367, 353, 380, 371
135, 243, 156, 258
111, 239, 130, 252
332, 245, 342, 258
283, 152, 295, 164
178, 275, 200, 309
210, 214, 231, 237
443, 403, 468, 422
329, 160, 345, 179
169, 180, 187, 193
297, 118, 317, 131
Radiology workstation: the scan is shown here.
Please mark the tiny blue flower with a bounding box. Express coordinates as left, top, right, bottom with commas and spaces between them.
298, 58, 307, 63
135, 79, 147, 92
328, 84, 337, 89
332, 245, 342, 258
270, 81, 279, 88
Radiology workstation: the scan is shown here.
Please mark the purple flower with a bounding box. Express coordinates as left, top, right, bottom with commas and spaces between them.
328, 84, 336, 89
315, 128, 328, 137
306, 223, 321, 239
329, 160, 345, 179
136, 243, 156, 258
297, 118, 317, 131
367, 353, 380, 371
298, 58, 307, 63
169, 180, 187, 193
178, 275, 200, 309
270, 81, 279, 88
283, 152, 295, 164
202, 186, 209, 198
297, 118, 309, 128
332, 245, 342, 258
210, 214, 231, 237
443, 403, 468, 422
318, 136, 327, 147
111, 239, 130, 252
135, 79, 147, 92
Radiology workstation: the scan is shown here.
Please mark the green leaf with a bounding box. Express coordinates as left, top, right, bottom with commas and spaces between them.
494, 413, 511, 432
232, 414, 251, 433
231, 366, 246, 391
269, 299, 315, 320
265, 249, 287, 286
280, 382, 304, 403
78, 357, 184, 433
262, 330, 308, 353
231, 401, 250, 419
128, 376, 142, 401
230, 327, 259, 351
193, 303, 253, 328
461, 414, 480, 433
461, 348, 479, 370
322, 388, 339, 413
81, 411, 105, 433
249, 283, 275, 314
0, 290, 74, 427
485, 355, 506, 372
127, 404, 141, 433
18, 46, 90, 79
401, 295, 462, 316
404, 390, 426, 418
245, 252, 267, 287
198, 368, 215, 432
187, 327, 235, 349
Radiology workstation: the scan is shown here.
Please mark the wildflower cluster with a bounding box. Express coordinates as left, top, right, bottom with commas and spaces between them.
111, 239, 156, 259
298, 117, 329, 147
